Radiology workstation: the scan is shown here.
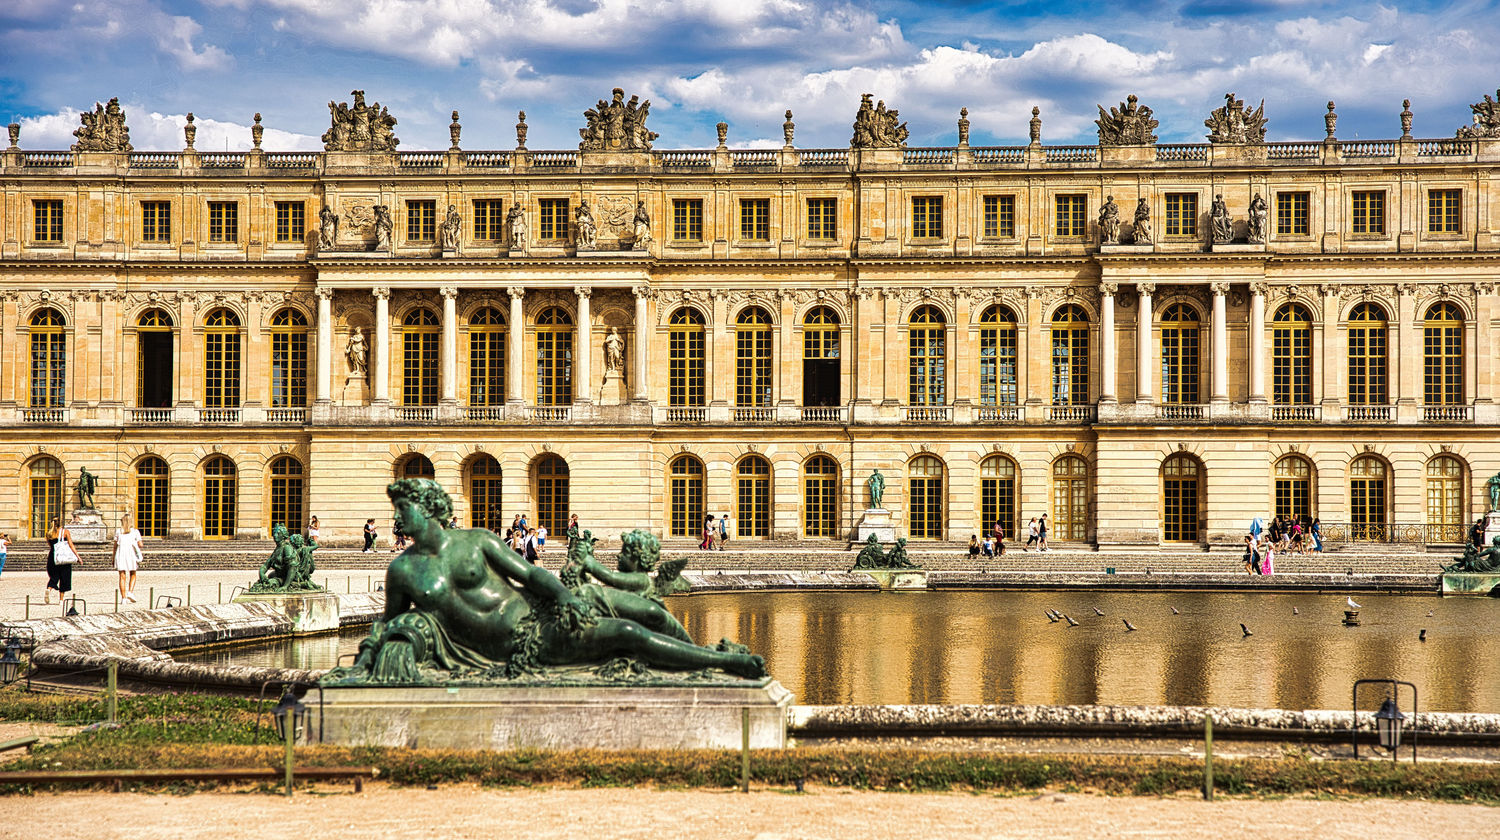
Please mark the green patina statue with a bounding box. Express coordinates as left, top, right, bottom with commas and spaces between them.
75, 467, 97, 509
323, 479, 766, 686
561, 528, 690, 602
250, 523, 325, 593
851, 533, 921, 570
1444, 535, 1500, 574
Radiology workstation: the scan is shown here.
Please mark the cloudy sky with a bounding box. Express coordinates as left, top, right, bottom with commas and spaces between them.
1, 1, 1496, 152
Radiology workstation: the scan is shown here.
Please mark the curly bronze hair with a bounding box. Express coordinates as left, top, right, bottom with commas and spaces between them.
386, 478, 454, 525
618, 528, 660, 572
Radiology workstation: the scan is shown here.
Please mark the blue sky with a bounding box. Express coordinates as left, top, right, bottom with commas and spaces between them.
1, 1, 1496, 151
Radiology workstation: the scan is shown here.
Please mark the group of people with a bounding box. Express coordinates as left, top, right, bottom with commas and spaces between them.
967, 515, 1054, 557
502, 512, 569, 564
700, 513, 731, 550
1243, 515, 1322, 575
37, 514, 145, 606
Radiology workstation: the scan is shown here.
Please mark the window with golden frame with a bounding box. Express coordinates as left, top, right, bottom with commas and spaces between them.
736, 456, 772, 538
1351, 190, 1385, 235
202, 455, 238, 539
908, 455, 945, 539
802, 306, 840, 360
267, 455, 305, 536
983, 195, 1016, 238
1346, 303, 1387, 406
208, 201, 238, 243
28, 457, 62, 538
1349, 455, 1387, 540
535, 306, 574, 406
979, 455, 1017, 540
806, 197, 837, 240
1050, 304, 1089, 405
135, 456, 169, 538
908, 305, 946, 405
978, 305, 1017, 406
33, 199, 63, 243
668, 456, 704, 538
1272, 303, 1312, 404
911, 196, 943, 239
1162, 454, 1200, 542
739, 198, 770, 241
468, 306, 506, 407
1423, 302, 1463, 405
203, 308, 242, 408
1159, 302, 1201, 405
671, 199, 704, 242
1274, 456, 1312, 522
1054, 194, 1086, 238
472, 199, 505, 241
469, 455, 503, 531
1425, 456, 1464, 537
1427, 189, 1461, 234
141, 201, 171, 242
1276, 192, 1309, 236
29, 308, 65, 408
1164, 193, 1198, 238
735, 307, 773, 407
402, 308, 440, 406
406, 200, 437, 242
534, 455, 570, 536
802, 455, 839, 539
1051, 455, 1089, 541
538, 198, 570, 241
270, 309, 308, 408
274, 201, 305, 243
667, 308, 706, 407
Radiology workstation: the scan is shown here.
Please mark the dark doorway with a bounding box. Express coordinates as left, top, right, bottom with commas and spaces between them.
803, 359, 839, 406
140, 332, 174, 407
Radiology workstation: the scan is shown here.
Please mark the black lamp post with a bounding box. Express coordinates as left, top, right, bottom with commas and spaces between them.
271, 686, 310, 743
1375, 696, 1406, 753
1353, 678, 1417, 763
0, 638, 22, 685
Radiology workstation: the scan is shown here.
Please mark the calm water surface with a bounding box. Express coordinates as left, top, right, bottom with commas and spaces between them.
180, 591, 1500, 712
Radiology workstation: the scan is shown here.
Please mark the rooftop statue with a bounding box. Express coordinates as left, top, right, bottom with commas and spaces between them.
579, 88, 659, 152
1096, 95, 1159, 146
851, 94, 909, 149
324, 479, 766, 686
1205, 93, 1267, 144
251, 523, 325, 593
1457, 89, 1500, 138
851, 534, 921, 571
322, 90, 400, 152
71, 98, 132, 153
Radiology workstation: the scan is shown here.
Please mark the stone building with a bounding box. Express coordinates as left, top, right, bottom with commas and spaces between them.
1, 91, 1498, 548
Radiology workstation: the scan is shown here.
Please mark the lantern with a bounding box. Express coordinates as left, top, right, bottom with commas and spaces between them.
271, 686, 310, 742
1375, 696, 1405, 752
0, 638, 22, 685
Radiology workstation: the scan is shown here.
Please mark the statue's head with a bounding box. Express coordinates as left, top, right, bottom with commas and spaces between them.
866, 533, 879, 545
619, 529, 660, 572
289, 533, 305, 547
272, 522, 289, 544
387, 478, 454, 527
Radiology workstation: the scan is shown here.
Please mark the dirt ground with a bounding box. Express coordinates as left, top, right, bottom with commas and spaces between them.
0, 785, 1490, 840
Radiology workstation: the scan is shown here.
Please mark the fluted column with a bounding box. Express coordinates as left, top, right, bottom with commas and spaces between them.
1210, 281, 1229, 403
1248, 282, 1266, 403
575, 286, 592, 404
1135, 282, 1154, 403
632, 286, 649, 402
372, 288, 390, 403
440, 286, 458, 403
1099, 282, 1117, 403
507, 287, 524, 403
315, 287, 333, 403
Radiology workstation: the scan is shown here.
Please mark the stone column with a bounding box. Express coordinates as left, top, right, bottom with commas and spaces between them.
1024, 290, 1044, 406
507, 287, 524, 403
1210, 281, 1229, 403
315, 287, 333, 403
632, 286, 650, 402
1135, 283, 1154, 403
1248, 282, 1266, 403
1099, 282, 1118, 403
440, 286, 458, 404
373, 287, 391, 403
575, 286, 592, 404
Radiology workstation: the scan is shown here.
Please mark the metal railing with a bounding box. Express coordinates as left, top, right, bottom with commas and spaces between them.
664, 407, 706, 423
127, 408, 172, 423
198, 408, 240, 423
1271, 404, 1320, 422
732, 407, 776, 423
20, 408, 66, 423
902, 405, 951, 422
800, 406, 844, 422
1046, 404, 1096, 422
266, 408, 307, 423
976, 405, 1022, 422
1157, 403, 1205, 421
1423, 404, 1473, 422
1343, 404, 1393, 422
465, 406, 505, 422
1320, 522, 1466, 545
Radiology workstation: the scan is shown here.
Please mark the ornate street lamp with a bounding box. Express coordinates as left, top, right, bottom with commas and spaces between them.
1353, 678, 1418, 763
271, 686, 310, 743
1375, 696, 1406, 752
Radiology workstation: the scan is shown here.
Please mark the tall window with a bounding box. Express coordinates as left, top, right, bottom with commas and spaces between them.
270, 309, 308, 408
535, 455, 570, 536
402, 309, 440, 406
467, 307, 506, 407
1160, 302, 1201, 405
908, 306, 946, 405
1162, 454, 1201, 542
29, 308, 66, 408
1164, 193, 1199, 238
908, 455, 945, 539
978, 306, 1017, 406
806, 197, 837, 240
983, 195, 1016, 238
33, 199, 63, 243
802, 306, 841, 407
735, 307, 773, 407
1349, 456, 1388, 540
472, 199, 505, 241
1427, 189, 1462, 234
1054, 194, 1086, 238
1050, 305, 1089, 405
911, 196, 944, 239
979, 456, 1017, 539
1423, 302, 1463, 405
1351, 191, 1385, 235
398, 454, 435, 481
28, 457, 63, 538
739, 198, 769, 241
1272, 303, 1312, 404
736, 456, 772, 539
1051, 455, 1089, 542
136, 457, 169, 538
672, 199, 704, 242
1426, 456, 1464, 540
1347, 303, 1388, 406
538, 198, 570, 241
208, 201, 238, 243
469, 456, 503, 531
1276, 192, 1310, 236
203, 309, 242, 408
406, 199, 436, 242
668, 456, 705, 538
1274, 456, 1312, 521
274, 201, 305, 243
668, 308, 706, 407
202, 456, 238, 539
536, 307, 574, 406
136, 308, 173, 408
141, 200, 171, 242
267, 456, 305, 536
802, 455, 839, 539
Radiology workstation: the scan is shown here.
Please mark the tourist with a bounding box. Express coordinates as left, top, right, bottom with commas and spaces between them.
363, 518, 378, 552
1243, 534, 1260, 575
510, 514, 523, 538
567, 513, 580, 537
993, 520, 1006, 556
981, 536, 995, 558
0, 533, 8, 576
717, 514, 730, 551
1038, 514, 1049, 552
307, 515, 320, 543
536, 524, 548, 548
700, 513, 714, 551
524, 527, 541, 564
1471, 517, 1486, 548
392, 519, 407, 552
1262, 539, 1275, 575
519, 512, 529, 531
509, 527, 526, 555
1310, 517, 1324, 552
114, 514, 143, 603
45, 517, 79, 604
968, 535, 980, 557
1024, 517, 1039, 551
448, 515, 459, 529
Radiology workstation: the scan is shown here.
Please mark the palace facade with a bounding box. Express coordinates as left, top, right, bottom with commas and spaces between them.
2, 92, 1498, 547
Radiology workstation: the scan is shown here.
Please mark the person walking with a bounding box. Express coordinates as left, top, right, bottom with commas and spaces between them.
717, 514, 730, 551
536, 524, 548, 548
1024, 517, 1039, 551
1038, 514, 1050, 552
0, 532, 9, 577
1310, 517, 1324, 552
1471, 517, 1486, 549
363, 518, 378, 552
392, 519, 407, 552
114, 514, 143, 603
567, 513, 580, 537
1243, 533, 1260, 575
701, 513, 714, 551
510, 514, 523, 539
307, 515, 321, 543
523, 527, 541, 564
991, 520, 1006, 556
45, 517, 79, 605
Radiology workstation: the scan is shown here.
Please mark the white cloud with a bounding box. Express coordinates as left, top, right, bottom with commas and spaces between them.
16, 105, 320, 152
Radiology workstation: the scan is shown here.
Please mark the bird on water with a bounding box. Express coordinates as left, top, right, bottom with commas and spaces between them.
1122, 619, 1138, 631
1045, 610, 1060, 623
1240, 623, 1253, 637
1065, 615, 1080, 627
1092, 606, 1105, 616
1293, 607, 1299, 615
1170, 606, 1180, 615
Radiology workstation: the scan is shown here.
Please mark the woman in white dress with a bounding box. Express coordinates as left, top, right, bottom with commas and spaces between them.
115, 514, 144, 603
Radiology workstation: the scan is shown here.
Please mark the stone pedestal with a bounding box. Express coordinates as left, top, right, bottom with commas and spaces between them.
1482, 510, 1500, 547
1441, 572, 1500, 596
341, 375, 369, 404
68, 508, 107, 544
230, 591, 339, 634
852, 570, 928, 591
856, 508, 895, 542
597, 369, 628, 404
312, 680, 793, 750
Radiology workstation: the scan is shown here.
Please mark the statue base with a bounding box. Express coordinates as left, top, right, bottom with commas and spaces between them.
1440, 572, 1500, 597
852, 569, 927, 591
342, 375, 369, 404
68, 508, 107, 544
310, 679, 793, 750
230, 591, 339, 634
856, 508, 895, 542
597, 370, 628, 405
1482, 510, 1500, 547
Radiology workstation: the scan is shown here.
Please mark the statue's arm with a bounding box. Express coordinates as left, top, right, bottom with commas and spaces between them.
582, 562, 650, 593
483, 538, 596, 627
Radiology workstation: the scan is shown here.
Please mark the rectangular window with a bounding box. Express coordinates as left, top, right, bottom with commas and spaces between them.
32, 200, 63, 243
538, 198, 570, 241
406, 200, 436, 242
271, 330, 308, 407
806, 197, 837, 240
672, 199, 704, 242
1164, 193, 1198, 238
1276, 192, 1310, 236
983, 195, 1016, 239
911, 196, 943, 239
208, 201, 238, 243
1054, 194, 1086, 238
1428, 189, 1462, 234
472, 199, 505, 240
274, 201, 305, 243
1351, 191, 1385, 235
141, 201, 171, 242
739, 198, 770, 241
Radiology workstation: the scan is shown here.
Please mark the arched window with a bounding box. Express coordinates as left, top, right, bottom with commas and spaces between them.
908, 455, 945, 539
468, 307, 506, 407
469, 455, 503, 530
267, 456, 305, 535
536, 307, 574, 406
1349, 456, 1388, 541
978, 306, 1018, 406
735, 307, 773, 407
136, 456, 169, 538
136, 308, 174, 408
1347, 303, 1388, 406
908, 306, 947, 406
203, 309, 242, 408
534, 455, 570, 535
28, 456, 63, 538
1272, 303, 1312, 405
397, 454, 435, 481
270, 309, 308, 408
668, 308, 706, 407
736, 456, 772, 539
803, 306, 841, 406
1160, 303, 1201, 405
1050, 305, 1089, 406
1274, 456, 1313, 522
979, 455, 1018, 540
29, 308, 65, 408
202, 456, 238, 539
1051, 455, 1089, 541
802, 455, 839, 539
668, 456, 704, 537
1423, 302, 1464, 406
1426, 456, 1464, 540
403, 309, 440, 406
1162, 454, 1201, 542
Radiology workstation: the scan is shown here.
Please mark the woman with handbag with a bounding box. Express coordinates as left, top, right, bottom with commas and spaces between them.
45, 517, 80, 604
115, 514, 144, 603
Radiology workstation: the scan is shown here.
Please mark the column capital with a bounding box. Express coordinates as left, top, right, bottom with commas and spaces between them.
315, 286, 335, 301
1209, 281, 1231, 296
1248, 281, 1269, 297
1098, 281, 1118, 297
1397, 281, 1419, 298
631, 284, 652, 300
372, 286, 391, 301
574, 285, 593, 300
440, 286, 459, 300
1136, 282, 1156, 296
507, 286, 526, 300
